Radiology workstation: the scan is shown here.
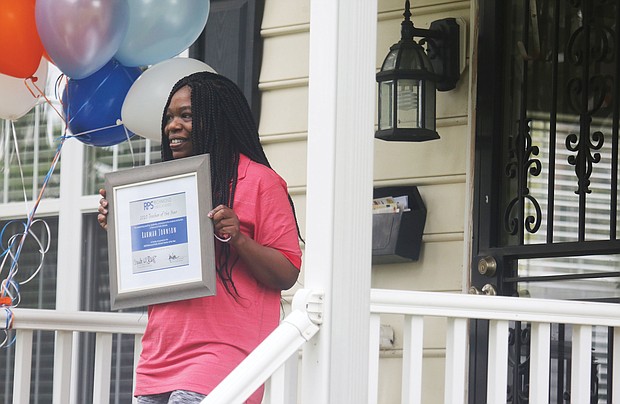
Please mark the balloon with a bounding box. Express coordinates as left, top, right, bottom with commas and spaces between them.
42, 49, 54, 65
35, 0, 129, 79
63, 60, 142, 147
0, 0, 44, 78
0, 58, 48, 120
121, 58, 216, 141
115, 0, 210, 67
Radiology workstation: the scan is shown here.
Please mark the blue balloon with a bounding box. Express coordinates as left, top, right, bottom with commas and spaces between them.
114, 0, 210, 67
62, 59, 142, 147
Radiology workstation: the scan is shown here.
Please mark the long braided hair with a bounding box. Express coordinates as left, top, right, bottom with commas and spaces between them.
160, 71, 302, 295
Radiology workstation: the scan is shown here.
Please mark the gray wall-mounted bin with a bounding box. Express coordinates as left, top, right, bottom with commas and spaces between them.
372, 186, 427, 264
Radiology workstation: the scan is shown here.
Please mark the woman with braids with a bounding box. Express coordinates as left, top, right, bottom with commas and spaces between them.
97, 71, 302, 403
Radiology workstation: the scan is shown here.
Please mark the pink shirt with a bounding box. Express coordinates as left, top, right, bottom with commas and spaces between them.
134, 154, 302, 402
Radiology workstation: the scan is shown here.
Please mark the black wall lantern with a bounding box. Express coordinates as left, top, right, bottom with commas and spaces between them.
376, 1, 461, 142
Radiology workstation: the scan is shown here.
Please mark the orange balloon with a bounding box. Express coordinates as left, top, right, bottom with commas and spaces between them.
0, 0, 44, 78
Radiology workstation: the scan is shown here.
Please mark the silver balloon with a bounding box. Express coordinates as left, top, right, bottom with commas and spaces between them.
35, 0, 129, 79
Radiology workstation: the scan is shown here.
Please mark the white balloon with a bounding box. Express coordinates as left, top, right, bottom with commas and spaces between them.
121, 58, 216, 141
0, 58, 49, 120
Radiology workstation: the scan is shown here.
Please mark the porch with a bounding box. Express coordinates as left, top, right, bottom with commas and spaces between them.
2, 288, 617, 403
3, 0, 618, 402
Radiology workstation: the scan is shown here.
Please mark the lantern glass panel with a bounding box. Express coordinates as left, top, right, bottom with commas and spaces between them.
422, 79, 436, 131
381, 49, 398, 71
396, 78, 421, 129
379, 80, 394, 130
398, 44, 430, 71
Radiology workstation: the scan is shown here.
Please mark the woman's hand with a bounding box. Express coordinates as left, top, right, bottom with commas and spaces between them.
208, 204, 240, 242
97, 189, 108, 230
208, 204, 299, 290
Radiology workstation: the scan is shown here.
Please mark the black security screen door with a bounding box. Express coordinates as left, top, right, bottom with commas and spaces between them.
471, 0, 620, 402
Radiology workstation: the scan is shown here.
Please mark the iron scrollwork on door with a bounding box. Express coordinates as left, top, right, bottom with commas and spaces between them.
504, 118, 543, 239
563, 0, 614, 240
501, 0, 617, 245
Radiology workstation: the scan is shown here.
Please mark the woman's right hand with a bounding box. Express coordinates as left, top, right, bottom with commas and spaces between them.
97, 188, 108, 230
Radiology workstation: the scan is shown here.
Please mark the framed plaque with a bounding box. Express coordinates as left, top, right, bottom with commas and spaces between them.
105, 154, 216, 310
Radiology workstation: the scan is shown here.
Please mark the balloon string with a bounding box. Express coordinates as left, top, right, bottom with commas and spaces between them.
18, 219, 51, 286
0, 137, 64, 299
9, 121, 31, 214
65, 121, 125, 138
25, 76, 65, 124
23, 76, 39, 97
0, 90, 64, 338
54, 74, 65, 101
123, 125, 137, 167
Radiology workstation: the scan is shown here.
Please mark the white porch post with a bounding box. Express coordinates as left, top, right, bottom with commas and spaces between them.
55, 138, 85, 404
303, 1, 377, 403
57, 139, 84, 311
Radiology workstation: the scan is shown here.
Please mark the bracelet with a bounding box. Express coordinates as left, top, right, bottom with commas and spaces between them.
214, 234, 231, 243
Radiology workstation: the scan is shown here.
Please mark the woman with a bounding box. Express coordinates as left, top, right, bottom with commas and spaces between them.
98, 72, 302, 403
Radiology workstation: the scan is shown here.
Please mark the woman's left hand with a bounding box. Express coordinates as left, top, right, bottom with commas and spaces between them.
208, 204, 240, 242
207, 203, 299, 290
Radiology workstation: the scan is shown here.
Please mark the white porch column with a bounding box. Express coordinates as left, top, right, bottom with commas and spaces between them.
55, 137, 84, 404
303, 1, 377, 403
56, 138, 84, 312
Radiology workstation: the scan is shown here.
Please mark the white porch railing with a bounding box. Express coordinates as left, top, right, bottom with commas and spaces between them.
4, 289, 620, 403
209, 289, 620, 404
2, 308, 147, 404
368, 289, 620, 404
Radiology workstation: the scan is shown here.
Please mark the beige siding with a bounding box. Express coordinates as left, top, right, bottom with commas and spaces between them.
261, 31, 309, 83
259, 86, 308, 137
262, 140, 308, 188
374, 125, 468, 179
260, 1, 472, 402
262, 0, 310, 29
421, 183, 466, 234
372, 240, 464, 291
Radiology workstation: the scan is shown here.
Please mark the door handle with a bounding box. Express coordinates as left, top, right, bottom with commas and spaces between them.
477, 256, 497, 277
481, 283, 497, 296
469, 284, 497, 296
469, 286, 482, 295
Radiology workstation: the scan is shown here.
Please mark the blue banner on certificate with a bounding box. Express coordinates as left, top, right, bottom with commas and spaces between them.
129, 192, 190, 274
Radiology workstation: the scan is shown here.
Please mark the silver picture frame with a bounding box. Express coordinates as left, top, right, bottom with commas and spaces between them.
105, 154, 216, 310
